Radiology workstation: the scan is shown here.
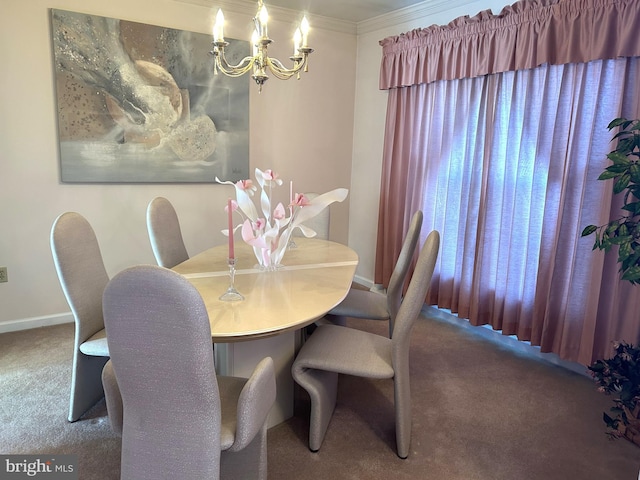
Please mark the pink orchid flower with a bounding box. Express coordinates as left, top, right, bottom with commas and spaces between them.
262, 169, 279, 181
273, 203, 286, 220
241, 219, 269, 249
253, 218, 266, 231
291, 193, 310, 207
260, 169, 284, 187
224, 199, 239, 213
236, 179, 256, 194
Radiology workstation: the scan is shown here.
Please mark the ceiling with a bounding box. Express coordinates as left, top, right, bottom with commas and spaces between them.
263, 0, 426, 23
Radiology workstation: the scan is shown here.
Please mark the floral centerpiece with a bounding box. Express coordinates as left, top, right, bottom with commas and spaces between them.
216, 168, 348, 270
588, 341, 640, 446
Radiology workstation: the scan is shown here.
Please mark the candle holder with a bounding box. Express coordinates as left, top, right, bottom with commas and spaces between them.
219, 258, 244, 301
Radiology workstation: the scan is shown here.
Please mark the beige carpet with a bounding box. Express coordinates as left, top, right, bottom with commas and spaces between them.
1, 308, 639, 479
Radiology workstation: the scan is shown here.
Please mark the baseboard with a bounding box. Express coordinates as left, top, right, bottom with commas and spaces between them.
0, 313, 73, 334
352, 274, 374, 290
423, 306, 590, 377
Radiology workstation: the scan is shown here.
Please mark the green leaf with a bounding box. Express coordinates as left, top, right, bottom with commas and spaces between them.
606, 164, 631, 174
630, 186, 640, 200
620, 387, 634, 402
619, 223, 629, 236
621, 202, 640, 215
622, 250, 640, 271
618, 242, 632, 263
589, 362, 605, 372
607, 152, 631, 165
606, 164, 631, 175
608, 118, 630, 129
614, 173, 631, 194
603, 412, 620, 429
622, 265, 640, 282
605, 221, 620, 236
609, 235, 632, 245
617, 138, 636, 154
621, 244, 640, 269
581, 225, 598, 237
598, 171, 619, 181
611, 132, 634, 144
592, 230, 602, 249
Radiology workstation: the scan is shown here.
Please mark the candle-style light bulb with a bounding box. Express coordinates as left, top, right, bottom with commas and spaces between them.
300, 16, 309, 48
214, 9, 225, 42
251, 29, 259, 57
259, 5, 269, 38
293, 28, 301, 56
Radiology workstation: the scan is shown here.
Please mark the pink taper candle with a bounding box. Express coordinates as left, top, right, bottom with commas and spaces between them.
289, 180, 294, 217
227, 197, 235, 259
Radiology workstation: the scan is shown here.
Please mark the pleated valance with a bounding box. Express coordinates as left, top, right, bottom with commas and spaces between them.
379, 0, 640, 90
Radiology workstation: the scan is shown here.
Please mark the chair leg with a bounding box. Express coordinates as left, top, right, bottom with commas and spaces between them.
221, 424, 268, 480
293, 367, 339, 452
68, 351, 108, 422
394, 375, 412, 459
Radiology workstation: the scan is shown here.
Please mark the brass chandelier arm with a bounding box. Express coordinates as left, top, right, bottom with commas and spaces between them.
212, 48, 256, 78
265, 56, 308, 80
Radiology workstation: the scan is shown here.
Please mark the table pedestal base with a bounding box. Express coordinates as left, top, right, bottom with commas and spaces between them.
214, 332, 297, 428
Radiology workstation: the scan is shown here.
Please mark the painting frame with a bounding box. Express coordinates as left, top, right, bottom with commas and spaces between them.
50, 9, 250, 183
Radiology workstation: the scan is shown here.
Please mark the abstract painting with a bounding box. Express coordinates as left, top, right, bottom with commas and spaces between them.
50, 9, 249, 183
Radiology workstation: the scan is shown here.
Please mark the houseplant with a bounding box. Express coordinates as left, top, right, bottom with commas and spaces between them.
588, 342, 640, 445
581, 117, 640, 445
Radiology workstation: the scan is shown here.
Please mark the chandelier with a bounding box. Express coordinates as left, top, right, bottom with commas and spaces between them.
211, 0, 313, 92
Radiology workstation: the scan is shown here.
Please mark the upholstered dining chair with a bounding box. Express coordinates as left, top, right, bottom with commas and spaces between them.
101, 264, 276, 480
292, 229, 440, 459
324, 210, 423, 337
293, 192, 330, 240
146, 196, 189, 268
50, 212, 110, 422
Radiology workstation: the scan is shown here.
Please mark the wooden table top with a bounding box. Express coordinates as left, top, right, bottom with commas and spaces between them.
173, 238, 358, 342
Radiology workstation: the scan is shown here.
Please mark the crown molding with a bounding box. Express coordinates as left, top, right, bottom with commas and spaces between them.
172, 0, 357, 35
172, 0, 477, 36
357, 0, 476, 35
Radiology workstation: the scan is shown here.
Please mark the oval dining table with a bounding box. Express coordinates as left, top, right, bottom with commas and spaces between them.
172, 237, 358, 426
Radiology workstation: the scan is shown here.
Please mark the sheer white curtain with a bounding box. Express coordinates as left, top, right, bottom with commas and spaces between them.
384, 58, 640, 364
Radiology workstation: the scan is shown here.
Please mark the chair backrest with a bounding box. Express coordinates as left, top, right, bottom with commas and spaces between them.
103, 264, 221, 479
50, 212, 109, 345
146, 196, 189, 268
387, 211, 423, 327
391, 230, 439, 363
293, 192, 330, 240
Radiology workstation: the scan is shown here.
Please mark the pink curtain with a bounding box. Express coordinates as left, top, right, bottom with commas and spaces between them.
375, 0, 640, 364
379, 0, 640, 89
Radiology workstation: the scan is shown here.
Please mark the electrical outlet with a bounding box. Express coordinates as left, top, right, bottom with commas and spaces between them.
0, 267, 7, 283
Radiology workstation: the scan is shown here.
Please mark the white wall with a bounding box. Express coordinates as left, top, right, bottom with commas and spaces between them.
0, 0, 356, 328
349, 0, 509, 285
